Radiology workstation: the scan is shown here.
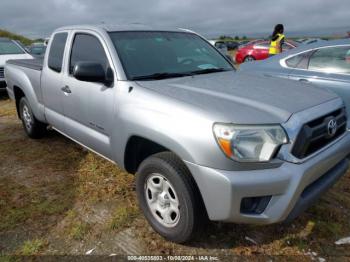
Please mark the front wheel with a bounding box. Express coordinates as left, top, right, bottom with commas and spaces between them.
136, 152, 206, 243
19, 97, 47, 139
243, 55, 255, 62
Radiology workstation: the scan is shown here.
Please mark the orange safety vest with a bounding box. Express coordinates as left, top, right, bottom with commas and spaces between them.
269, 33, 285, 55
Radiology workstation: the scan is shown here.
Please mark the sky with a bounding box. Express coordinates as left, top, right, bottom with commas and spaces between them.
1, 0, 349, 39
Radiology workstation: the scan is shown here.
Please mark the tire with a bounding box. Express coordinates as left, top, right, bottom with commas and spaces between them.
243, 55, 255, 62
136, 152, 206, 243
19, 97, 47, 139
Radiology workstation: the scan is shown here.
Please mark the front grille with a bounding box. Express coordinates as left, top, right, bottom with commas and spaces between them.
292, 108, 347, 159
0, 67, 4, 78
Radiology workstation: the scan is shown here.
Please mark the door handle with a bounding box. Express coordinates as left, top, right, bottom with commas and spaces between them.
61, 85, 72, 94
298, 78, 309, 83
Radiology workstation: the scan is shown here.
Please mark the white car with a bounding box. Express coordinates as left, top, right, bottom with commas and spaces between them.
0, 38, 32, 90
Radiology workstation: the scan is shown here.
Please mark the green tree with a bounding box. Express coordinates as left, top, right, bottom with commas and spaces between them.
0, 29, 33, 46
219, 35, 233, 40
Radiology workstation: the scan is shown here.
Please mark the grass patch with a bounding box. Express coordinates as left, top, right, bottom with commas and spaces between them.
17, 239, 46, 255
68, 221, 90, 240
0, 99, 16, 117
283, 235, 309, 251
0, 255, 19, 262
313, 220, 344, 239
60, 210, 90, 240
57, 210, 90, 240
0, 174, 75, 231
108, 205, 139, 230
76, 153, 136, 204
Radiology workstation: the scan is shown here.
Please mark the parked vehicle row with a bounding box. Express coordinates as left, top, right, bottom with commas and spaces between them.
4, 25, 350, 244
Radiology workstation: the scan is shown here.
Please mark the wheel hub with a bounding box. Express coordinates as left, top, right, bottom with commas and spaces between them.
22, 105, 32, 130
145, 174, 180, 227
157, 192, 170, 207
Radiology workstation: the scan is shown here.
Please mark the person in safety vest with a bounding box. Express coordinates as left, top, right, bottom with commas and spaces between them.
269, 24, 285, 56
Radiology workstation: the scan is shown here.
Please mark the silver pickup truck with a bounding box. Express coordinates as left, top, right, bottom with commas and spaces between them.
5, 24, 350, 243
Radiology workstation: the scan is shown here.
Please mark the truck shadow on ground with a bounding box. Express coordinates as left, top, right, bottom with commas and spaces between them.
0, 91, 9, 100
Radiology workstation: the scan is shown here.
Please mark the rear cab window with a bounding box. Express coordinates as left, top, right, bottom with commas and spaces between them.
48, 33, 68, 73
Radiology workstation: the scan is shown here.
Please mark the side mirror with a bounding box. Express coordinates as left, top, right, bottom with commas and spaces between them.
73, 62, 113, 86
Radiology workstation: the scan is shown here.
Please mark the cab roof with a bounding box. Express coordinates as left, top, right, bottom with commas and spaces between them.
55, 24, 192, 33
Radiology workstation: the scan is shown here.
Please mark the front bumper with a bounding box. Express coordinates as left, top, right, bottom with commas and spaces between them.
185, 131, 350, 224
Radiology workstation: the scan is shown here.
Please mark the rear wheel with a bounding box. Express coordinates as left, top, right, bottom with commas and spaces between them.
243, 55, 255, 62
136, 152, 206, 243
19, 97, 47, 139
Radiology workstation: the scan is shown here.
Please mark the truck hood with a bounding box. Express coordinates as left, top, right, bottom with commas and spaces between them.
0, 53, 33, 66
137, 71, 339, 124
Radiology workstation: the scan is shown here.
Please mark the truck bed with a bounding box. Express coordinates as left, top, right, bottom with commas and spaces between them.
6, 58, 43, 71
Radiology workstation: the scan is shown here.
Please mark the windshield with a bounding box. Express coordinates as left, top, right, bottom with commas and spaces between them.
109, 31, 234, 80
0, 41, 25, 55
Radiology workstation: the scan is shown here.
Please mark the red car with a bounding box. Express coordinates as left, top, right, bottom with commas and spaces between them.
235, 40, 298, 64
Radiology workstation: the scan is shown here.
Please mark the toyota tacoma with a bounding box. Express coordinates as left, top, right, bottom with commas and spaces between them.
5, 24, 350, 243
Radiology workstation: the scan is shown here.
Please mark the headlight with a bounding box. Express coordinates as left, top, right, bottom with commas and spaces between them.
213, 123, 288, 162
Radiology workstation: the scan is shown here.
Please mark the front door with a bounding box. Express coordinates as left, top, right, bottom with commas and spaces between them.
62, 32, 115, 159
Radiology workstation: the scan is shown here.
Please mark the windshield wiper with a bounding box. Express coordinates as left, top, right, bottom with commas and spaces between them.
189, 68, 231, 75
131, 68, 232, 80
131, 72, 193, 81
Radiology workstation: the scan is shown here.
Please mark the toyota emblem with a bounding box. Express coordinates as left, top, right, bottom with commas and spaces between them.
327, 119, 337, 137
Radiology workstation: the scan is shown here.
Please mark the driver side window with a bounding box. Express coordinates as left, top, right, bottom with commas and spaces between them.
69, 33, 109, 74
308, 46, 350, 74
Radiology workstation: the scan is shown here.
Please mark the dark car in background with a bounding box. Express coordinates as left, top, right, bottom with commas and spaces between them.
239, 39, 350, 119
235, 39, 298, 63
225, 41, 239, 50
